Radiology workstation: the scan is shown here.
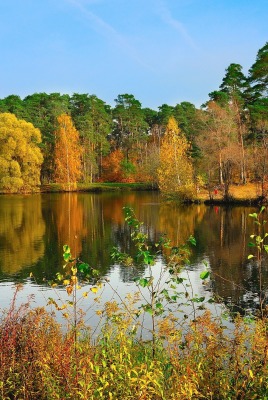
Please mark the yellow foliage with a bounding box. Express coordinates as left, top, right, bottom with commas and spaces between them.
157, 116, 194, 199
0, 195, 45, 273
54, 114, 83, 187
0, 112, 43, 192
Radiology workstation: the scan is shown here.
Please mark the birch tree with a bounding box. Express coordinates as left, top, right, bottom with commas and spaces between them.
54, 114, 83, 190
157, 116, 194, 199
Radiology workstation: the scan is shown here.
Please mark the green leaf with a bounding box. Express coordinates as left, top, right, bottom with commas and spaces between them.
143, 304, 153, 314
161, 289, 169, 297
78, 263, 90, 273
188, 235, 196, 246
249, 213, 258, 219
139, 278, 149, 288
63, 245, 71, 253
264, 245, 268, 253
192, 296, 205, 303
200, 270, 210, 280
248, 242, 255, 247
63, 253, 71, 262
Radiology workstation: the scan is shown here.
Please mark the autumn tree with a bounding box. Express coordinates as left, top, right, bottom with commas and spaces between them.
101, 149, 125, 182
197, 101, 239, 200
53, 114, 83, 190
157, 116, 194, 199
0, 113, 43, 192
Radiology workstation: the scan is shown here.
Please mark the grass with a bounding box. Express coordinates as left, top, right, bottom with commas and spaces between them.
1, 289, 268, 399
196, 182, 262, 203
39, 182, 155, 193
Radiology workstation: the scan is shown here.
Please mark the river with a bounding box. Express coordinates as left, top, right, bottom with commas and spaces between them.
0, 191, 266, 329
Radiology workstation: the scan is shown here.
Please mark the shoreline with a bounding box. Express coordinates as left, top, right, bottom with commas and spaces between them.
1, 182, 266, 206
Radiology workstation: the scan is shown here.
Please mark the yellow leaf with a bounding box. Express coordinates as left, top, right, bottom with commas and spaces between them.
90, 287, 99, 293
249, 369, 254, 379
82, 292, 88, 298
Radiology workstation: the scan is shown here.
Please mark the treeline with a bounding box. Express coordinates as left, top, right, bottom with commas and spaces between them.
0, 42, 267, 195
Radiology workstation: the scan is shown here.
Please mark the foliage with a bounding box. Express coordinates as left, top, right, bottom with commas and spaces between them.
101, 149, 125, 182
0, 112, 43, 192
0, 42, 267, 194
54, 114, 83, 189
70, 94, 112, 183
157, 116, 194, 200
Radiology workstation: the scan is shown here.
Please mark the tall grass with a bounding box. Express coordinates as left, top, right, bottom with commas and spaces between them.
1, 207, 268, 399
1, 291, 268, 399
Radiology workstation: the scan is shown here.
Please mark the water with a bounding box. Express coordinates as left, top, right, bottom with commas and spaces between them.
0, 191, 266, 326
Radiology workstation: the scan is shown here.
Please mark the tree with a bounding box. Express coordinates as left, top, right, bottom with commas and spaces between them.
248, 42, 268, 98
197, 101, 239, 199
247, 43, 268, 143
101, 149, 124, 182
70, 94, 112, 182
0, 95, 25, 119
112, 94, 149, 160
220, 64, 248, 183
173, 101, 204, 159
53, 114, 83, 190
23, 92, 70, 183
157, 116, 194, 199
0, 113, 43, 192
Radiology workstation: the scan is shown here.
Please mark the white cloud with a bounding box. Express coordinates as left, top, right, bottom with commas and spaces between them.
155, 0, 197, 50
64, 0, 152, 69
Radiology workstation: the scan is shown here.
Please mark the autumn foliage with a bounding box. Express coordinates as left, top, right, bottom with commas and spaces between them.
158, 116, 194, 199
54, 114, 83, 189
0, 113, 43, 192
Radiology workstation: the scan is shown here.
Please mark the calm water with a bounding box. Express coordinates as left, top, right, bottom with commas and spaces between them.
0, 191, 266, 321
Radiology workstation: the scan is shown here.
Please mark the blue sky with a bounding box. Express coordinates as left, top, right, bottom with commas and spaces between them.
0, 0, 267, 110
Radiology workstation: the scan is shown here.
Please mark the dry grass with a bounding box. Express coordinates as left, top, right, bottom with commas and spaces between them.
196, 183, 260, 202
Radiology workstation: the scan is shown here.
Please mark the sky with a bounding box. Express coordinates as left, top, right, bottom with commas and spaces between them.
0, 0, 267, 110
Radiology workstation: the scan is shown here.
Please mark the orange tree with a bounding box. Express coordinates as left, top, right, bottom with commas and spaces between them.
53, 114, 83, 189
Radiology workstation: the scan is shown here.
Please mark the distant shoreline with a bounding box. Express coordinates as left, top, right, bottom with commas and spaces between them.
0, 182, 266, 206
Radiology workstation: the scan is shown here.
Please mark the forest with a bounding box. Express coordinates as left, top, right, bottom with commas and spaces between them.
0, 42, 267, 198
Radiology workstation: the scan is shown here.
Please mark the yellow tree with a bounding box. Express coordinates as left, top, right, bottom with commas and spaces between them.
157, 116, 194, 199
0, 112, 43, 192
54, 114, 83, 190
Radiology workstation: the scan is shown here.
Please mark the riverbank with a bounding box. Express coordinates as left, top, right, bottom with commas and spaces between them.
1, 181, 266, 205
40, 182, 155, 193
198, 182, 266, 205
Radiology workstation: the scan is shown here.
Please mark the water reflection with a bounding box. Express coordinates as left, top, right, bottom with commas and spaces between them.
0, 195, 45, 275
0, 192, 266, 315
